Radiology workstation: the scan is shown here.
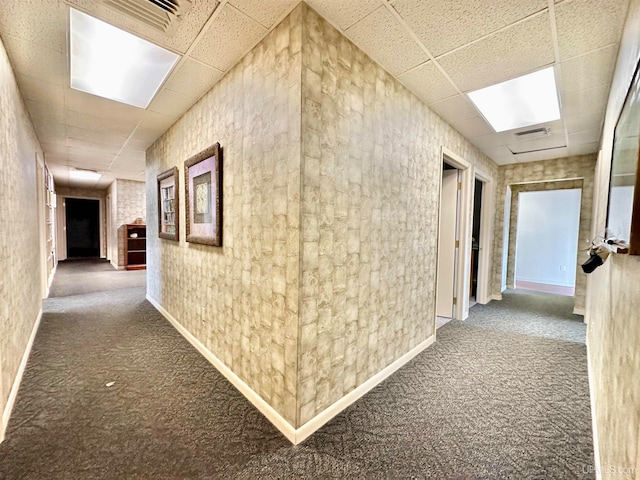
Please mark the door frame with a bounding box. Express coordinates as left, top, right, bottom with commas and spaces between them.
474, 168, 495, 306
59, 196, 105, 259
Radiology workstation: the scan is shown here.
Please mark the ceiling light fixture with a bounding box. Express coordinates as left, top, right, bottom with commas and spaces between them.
70, 8, 180, 109
467, 67, 561, 133
69, 169, 102, 181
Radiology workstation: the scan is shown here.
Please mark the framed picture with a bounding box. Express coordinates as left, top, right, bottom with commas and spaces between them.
157, 167, 179, 241
606, 57, 640, 255
184, 143, 222, 246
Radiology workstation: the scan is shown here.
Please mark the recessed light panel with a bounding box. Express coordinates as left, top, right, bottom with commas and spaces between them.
467, 67, 561, 133
70, 8, 180, 109
69, 169, 102, 181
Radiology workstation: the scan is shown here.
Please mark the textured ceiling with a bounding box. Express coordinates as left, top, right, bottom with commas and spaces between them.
0, 0, 631, 188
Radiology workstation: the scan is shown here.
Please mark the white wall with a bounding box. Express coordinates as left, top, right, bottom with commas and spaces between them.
515, 189, 581, 287
501, 186, 511, 290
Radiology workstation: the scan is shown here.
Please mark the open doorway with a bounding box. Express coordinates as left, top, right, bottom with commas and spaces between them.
66, 198, 100, 258
470, 179, 482, 307
436, 162, 460, 328
514, 189, 581, 296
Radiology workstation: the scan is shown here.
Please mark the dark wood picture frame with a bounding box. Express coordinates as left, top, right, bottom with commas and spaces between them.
184, 143, 222, 246
606, 57, 640, 255
157, 167, 179, 241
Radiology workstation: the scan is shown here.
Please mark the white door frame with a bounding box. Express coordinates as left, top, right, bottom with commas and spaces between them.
35, 154, 47, 299
59, 196, 105, 259
441, 147, 472, 320
474, 168, 495, 305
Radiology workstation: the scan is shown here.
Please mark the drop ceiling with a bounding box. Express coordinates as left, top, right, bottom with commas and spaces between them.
0, 0, 630, 188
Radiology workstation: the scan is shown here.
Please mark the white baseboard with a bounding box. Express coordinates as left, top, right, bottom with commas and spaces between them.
295, 333, 435, 444
1, 308, 43, 443
491, 294, 503, 301
586, 338, 602, 480
46, 264, 57, 298
507, 284, 515, 289
147, 295, 436, 445
573, 307, 585, 316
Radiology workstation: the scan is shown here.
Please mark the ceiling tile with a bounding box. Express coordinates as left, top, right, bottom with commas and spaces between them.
555, 0, 628, 60
67, 88, 146, 124
437, 12, 554, 92
66, 146, 116, 165
559, 44, 618, 94
67, 125, 129, 149
16, 74, 65, 108
191, 4, 268, 72
568, 128, 601, 146
568, 141, 599, 156
67, 137, 123, 156
1, 35, 67, 86
66, 109, 138, 138
394, 0, 548, 57
560, 83, 610, 117
398, 61, 458, 105
346, 6, 428, 76
428, 94, 480, 125
511, 146, 570, 163
565, 110, 604, 134
148, 88, 198, 117
163, 58, 224, 101
481, 145, 515, 165
137, 111, 176, 133
0, 0, 67, 52
454, 116, 494, 139
230, 0, 299, 28
164, 1, 221, 53
304, 0, 380, 31
506, 133, 567, 154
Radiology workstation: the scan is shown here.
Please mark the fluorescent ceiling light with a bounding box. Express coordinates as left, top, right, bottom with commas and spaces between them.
69, 169, 102, 181
70, 8, 180, 108
467, 67, 561, 133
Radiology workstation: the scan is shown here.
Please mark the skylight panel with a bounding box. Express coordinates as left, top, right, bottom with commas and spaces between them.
467, 67, 561, 133
70, 8, 180, 109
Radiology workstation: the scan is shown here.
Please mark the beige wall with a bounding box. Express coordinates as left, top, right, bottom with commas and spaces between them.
492, 155, 596, 313
147, 6, 303, 425
112, 179, 145, 268
0, 33, 44, 434
587, 0, 640, 475
147, 3, 498, 430
296, 4, 498, 426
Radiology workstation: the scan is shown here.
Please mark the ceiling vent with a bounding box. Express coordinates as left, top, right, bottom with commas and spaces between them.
102, 0, 192, 35
514, 126, 552, 138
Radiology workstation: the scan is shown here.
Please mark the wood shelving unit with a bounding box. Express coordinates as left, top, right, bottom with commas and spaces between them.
125, 224, 146, 270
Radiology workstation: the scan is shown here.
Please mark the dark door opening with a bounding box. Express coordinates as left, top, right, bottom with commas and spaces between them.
471, 179, 483, 300
66, 198, 100, 258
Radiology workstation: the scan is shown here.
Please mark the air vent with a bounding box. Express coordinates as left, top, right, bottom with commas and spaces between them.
103, 0, 192, 35
514, 126, 551, 138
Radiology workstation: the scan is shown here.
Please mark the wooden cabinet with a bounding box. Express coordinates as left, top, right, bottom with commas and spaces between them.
125, 224, 146, 270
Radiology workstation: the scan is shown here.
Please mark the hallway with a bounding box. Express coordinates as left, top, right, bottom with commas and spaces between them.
0, 262, 593, 479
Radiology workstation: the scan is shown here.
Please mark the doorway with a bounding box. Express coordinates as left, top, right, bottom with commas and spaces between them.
470, 178, 483, 307
436, 162, 460, 324
66, 198, 100, 258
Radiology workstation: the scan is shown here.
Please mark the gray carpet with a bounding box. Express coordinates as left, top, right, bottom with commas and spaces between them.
0, 260, 594, 479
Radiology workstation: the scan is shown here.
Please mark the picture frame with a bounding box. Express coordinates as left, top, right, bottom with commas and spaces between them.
157, 167, 179, 241
606, 57, 640, 255
184, 143, 222, 246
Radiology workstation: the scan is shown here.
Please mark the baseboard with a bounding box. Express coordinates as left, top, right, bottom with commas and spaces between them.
491, 294, 503, 301
46, 264, 57, 298
1, 308, 43, 443
507, 284, 515, 289
585, 338, 602, 480
295, 333, 436, 444
147, 295, 436, 445
516, 280, 575, 297
573, 307, 586, 316
146, 295, 297, 443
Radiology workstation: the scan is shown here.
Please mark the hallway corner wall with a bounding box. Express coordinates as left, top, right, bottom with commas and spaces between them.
491, 154, 596, 313
146, 5, 303, 427
113, 179, 145, 268
0, 32, 45, 438
587, 0, 640, 473
295, 4, 498, 428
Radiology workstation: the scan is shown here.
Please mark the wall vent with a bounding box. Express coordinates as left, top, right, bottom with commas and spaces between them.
514, 127, 551, 137
102, 0, 192, 35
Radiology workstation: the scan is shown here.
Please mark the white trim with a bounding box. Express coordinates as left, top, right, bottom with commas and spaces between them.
474, 169, 495, 306
586, 338, 602, 480
491, 294, 503, 301
573, 307, 585, 317
295, 333, 436, 444
507, 284, 516, 289
46, 264, 57, 298
147, 295, 436, 445
1, 309, 43, 443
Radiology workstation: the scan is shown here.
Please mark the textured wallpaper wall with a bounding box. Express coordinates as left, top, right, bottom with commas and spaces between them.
587, 0, 640, 473
147, 3, 499, 430
113, 180, 145, 267
492, 155, 596, 312
0, 35, 43, 417
296, 5, 498, 426
147, 6, 303, 425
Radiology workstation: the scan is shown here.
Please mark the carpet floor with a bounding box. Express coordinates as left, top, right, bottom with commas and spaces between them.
0, 260, 594, 479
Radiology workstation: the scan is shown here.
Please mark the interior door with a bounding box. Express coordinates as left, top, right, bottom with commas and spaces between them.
437, 169, 458, 318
